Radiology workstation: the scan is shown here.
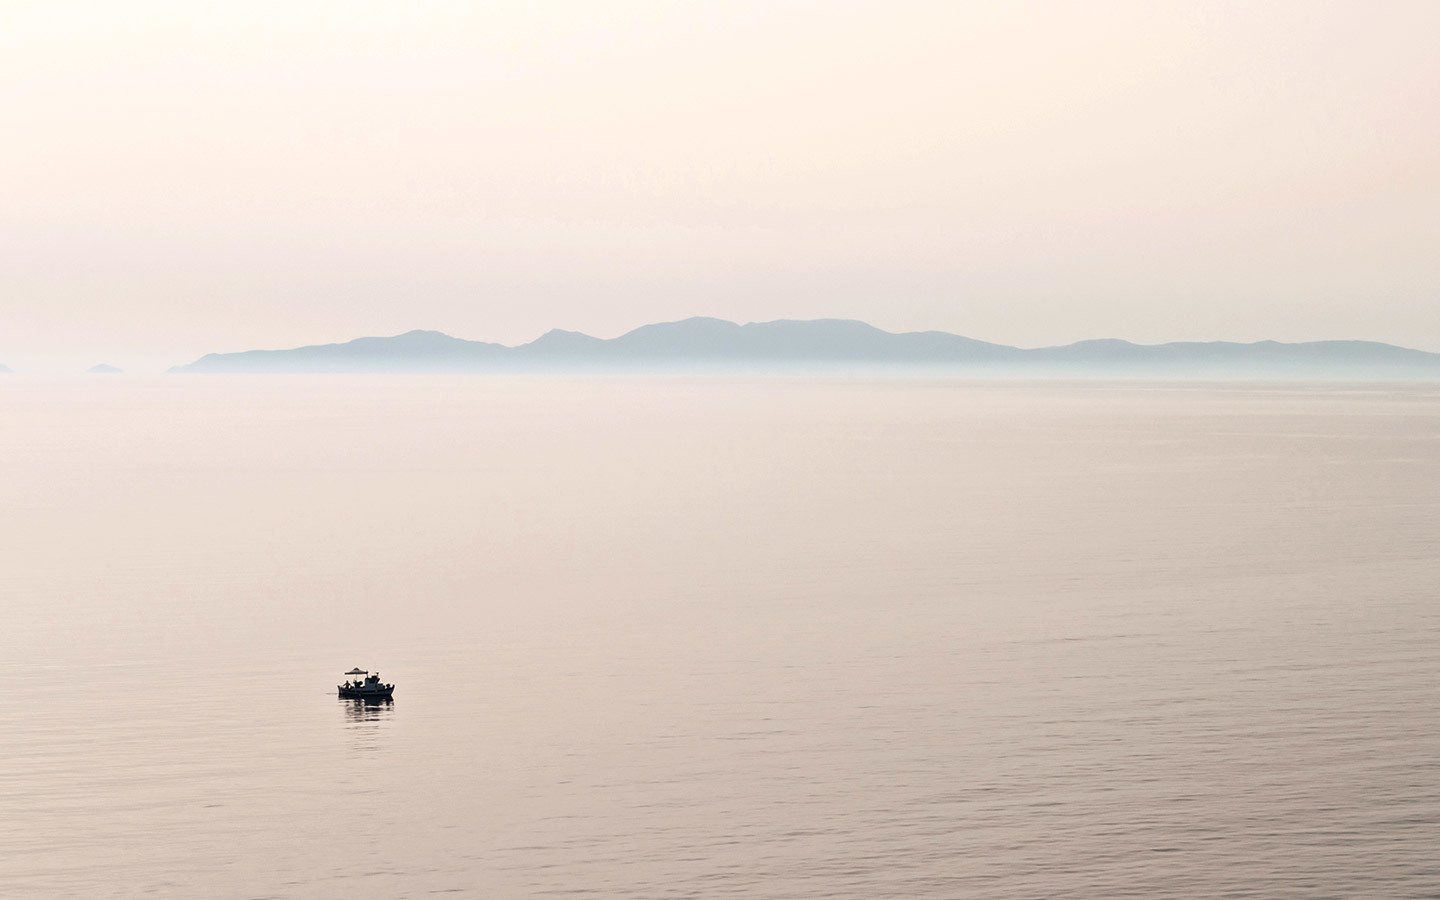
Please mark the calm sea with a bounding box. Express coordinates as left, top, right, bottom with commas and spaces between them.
1, 377, 1437, 898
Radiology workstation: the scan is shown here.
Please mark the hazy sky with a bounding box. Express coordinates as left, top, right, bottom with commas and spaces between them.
3, 1, 1438, 372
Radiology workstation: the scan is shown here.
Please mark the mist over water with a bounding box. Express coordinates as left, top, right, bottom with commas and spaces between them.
2, 377, 1437, 897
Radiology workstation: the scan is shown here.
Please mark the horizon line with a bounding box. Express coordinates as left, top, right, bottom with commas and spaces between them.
7, 316, 1440, 375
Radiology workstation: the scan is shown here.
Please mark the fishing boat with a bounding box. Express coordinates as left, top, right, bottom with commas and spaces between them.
338, 667, 394, 700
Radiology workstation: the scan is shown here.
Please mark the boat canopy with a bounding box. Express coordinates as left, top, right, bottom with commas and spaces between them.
344, 668, 369, 675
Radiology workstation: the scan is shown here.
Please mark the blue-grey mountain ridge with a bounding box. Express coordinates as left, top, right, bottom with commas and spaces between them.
169, 317, 1440, 377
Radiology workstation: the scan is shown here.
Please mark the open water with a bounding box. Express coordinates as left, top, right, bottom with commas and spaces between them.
1, 377, 1436, 897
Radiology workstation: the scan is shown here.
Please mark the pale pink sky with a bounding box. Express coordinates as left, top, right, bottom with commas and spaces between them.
2, 1, 1438, 372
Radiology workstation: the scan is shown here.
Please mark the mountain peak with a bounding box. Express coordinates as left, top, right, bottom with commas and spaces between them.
375, 329, 468, 345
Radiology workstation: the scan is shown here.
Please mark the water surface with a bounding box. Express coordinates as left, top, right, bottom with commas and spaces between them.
1, 377, 1437, 897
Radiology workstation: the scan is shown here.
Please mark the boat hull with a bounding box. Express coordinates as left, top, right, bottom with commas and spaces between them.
338, 686, 394, 699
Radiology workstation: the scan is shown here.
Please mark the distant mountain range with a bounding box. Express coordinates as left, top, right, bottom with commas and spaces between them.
168, 317, 1440, 377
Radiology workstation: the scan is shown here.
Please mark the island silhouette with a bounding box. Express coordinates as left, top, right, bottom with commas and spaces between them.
168, 317, 1440, 377
87, 363, 123, 374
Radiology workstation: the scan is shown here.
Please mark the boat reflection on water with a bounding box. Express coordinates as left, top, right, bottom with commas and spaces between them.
340, 696, 395, 755
341, 695, 395, 723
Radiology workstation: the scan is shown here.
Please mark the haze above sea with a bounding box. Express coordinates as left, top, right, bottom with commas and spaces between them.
2, 377, 1437, 898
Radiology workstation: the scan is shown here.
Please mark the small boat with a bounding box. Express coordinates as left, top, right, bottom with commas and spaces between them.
338, 667, 395, 700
